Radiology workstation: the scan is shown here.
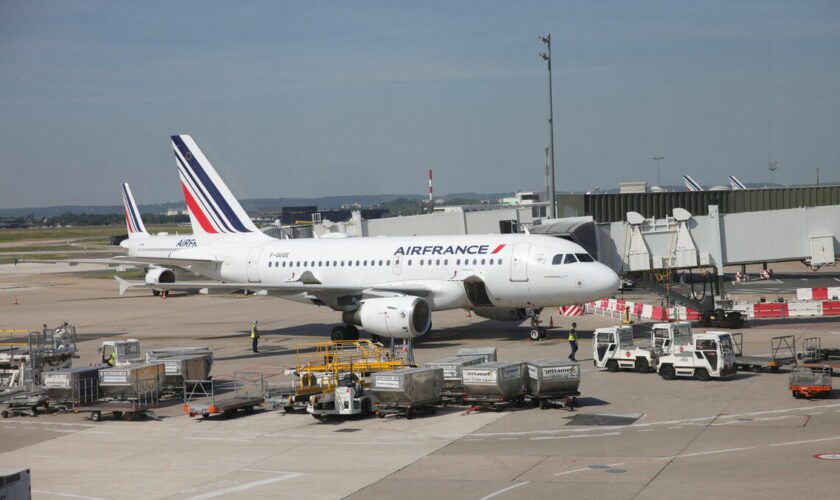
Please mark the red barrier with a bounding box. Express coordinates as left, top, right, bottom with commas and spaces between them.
822, 301, 840, 316
651, 306, 667, 321
753, 303, 789, 318
813, 288, 829, 300
686, 307, 701, 320
616, 300, 626, 312
634, 303, 644, 316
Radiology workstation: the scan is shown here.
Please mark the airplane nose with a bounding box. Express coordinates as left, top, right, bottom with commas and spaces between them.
597, 265, 621, 296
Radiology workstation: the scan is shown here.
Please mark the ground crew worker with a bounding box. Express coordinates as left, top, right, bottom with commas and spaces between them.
107, 350, 117, 367
568, 322, 579, 361
251, 320, 260, 353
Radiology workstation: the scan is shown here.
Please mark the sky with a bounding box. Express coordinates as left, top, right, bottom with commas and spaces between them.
1, 0, 839, 209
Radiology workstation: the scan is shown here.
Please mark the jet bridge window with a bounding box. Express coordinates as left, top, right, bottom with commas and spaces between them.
575, 253, 594, 262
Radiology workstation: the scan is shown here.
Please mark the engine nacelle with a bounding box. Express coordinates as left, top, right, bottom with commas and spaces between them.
471, 307, 530, 322
144, 267, 176, 285
343, 297, 431, 339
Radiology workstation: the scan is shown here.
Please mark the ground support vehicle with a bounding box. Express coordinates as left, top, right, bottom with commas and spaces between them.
184, 372, 265, 419
307, 375, 373, 420
152, 354, 213, 396
732, 334, 796, 373
593, 326, 658, 373
98, 339, 143, 367
0, 468, 30, 500
525, 360, 581, 410
657, 332, 737, 380
461, 362, 527, 412
371, 367, 444, 419
789, 366, 832, 398
799, 337, 840, 375
1, 325, 78, 394
75, 376, 161, 421
699, 309, 745, 329
0, 391, 49, 418
648, 321, 694, 355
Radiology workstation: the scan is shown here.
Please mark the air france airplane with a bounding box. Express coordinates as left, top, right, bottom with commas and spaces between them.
19, 183, 201, 292
116, 135, 621, 342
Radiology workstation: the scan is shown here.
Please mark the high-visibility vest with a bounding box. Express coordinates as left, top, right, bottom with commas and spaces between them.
250, 326, 259, 339
568, 330, 577, 342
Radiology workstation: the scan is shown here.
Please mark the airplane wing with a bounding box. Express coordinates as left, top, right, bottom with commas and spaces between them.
15, 255, 219, 269
15, 257, 136, 268
114, 276, 431, 298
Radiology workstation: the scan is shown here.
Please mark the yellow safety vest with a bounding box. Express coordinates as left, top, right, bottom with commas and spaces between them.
250, 326, 259, 339
568, 330, 577, 342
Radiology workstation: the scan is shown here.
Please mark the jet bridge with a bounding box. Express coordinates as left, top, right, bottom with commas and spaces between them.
590, 204, 840, 311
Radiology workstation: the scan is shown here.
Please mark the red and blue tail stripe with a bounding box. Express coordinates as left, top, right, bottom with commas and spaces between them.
121, 183, 146, 234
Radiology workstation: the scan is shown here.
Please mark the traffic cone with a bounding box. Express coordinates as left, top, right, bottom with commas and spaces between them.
13, 296, 19, 305
162, 291, 167, 301
549, 315, 554, 329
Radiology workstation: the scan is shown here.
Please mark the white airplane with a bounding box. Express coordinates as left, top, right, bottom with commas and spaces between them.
17, 183, 201, 292
728, 175, 747, 190
116, 135, 621, 342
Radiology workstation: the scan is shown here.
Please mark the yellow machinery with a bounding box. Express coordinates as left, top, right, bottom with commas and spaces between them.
281, 340, 407, 408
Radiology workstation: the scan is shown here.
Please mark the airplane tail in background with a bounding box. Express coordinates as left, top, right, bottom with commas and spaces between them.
683, 175, 703, 192
170, 135, 264, 241
121, 183, 148, 239
728, 175, 747, 190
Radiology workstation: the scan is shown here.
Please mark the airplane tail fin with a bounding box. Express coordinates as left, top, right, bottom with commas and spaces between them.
170, 135, 264, 241
683, 175, 703, 192
728, 175, 747, 190
121, 183, 148, 239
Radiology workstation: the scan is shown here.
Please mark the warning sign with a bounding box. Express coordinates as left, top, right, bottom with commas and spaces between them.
814, 453, 840, 460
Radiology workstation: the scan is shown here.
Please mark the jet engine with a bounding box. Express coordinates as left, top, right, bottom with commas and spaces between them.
471, 307, 530, 321
343, 296, 431, 339
144, 267, 176, 285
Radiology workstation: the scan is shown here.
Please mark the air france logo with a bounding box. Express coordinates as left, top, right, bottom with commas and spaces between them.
393, 244, 505, 256
176, 238, 197, 248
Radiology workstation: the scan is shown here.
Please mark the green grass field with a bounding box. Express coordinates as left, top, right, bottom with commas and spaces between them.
0, 225, 186, 244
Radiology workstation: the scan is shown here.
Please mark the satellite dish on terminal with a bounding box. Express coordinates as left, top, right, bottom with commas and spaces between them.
672, 208, 693, 222
626, 211, 646, 225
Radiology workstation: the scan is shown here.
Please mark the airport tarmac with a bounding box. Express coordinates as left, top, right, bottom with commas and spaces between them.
1, 269, 839, 499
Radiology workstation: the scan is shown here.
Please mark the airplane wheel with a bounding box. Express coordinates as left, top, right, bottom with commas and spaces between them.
529, 329, 541, 341
331, 326, 348, 341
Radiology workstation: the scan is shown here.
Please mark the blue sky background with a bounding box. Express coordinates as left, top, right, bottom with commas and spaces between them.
1, 0, 838, 208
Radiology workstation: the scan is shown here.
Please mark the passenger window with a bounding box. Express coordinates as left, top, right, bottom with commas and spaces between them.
498, 259, 503, 265
436, 259, 440, 265
564, 254, 577, 264
318, 261, 323, 266
363, 260, 368, 266
387, 260, 391, 266
473, 259, 478, 265
325, 261, 330, 267
444, 259, 448, 265
489, 258, 494, 265
575, 253, 594, 262
379, 260, 383, 266
420, 259, 424, 265
355, 260, 360, 266
481, 259, 485, 265
552, 254, 563, 265
282, 262, 286, 267
456, 259, 461, 265
408, 260, 412, 265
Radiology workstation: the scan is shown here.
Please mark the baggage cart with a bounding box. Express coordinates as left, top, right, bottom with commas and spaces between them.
371, 367, 444, 419
732, 334, 796, 373
153, 354, 212, 395
0, 391, 49, 418
462, 362, 527, 411
42, 366, 102, 411
98, 362, 165, 399
790, 366, 832, 398
184, 372, 265, 419
525, 360, 581, 410
74, 376, 160, 421
425, 355, 485, 402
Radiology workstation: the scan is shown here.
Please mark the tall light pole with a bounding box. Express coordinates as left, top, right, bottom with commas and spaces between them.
653, 157, 664, 187
539, 34, 557, 219
768, 161, 778, 186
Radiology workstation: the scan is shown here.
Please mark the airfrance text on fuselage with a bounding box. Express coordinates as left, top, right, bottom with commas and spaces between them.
394, 244, 505, 256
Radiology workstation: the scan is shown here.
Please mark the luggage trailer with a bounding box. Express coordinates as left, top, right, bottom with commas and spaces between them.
461, 362, 528, 412
371, 367, 445, 419
525, 360, 581, 410
74, 375, 161, 422
799, 337, 840, 376
184, 372, 265, 419
732, 334, 796, 373
789, 366, 832, 399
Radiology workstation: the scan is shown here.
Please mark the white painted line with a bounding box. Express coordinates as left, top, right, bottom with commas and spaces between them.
500, 437, 519, 441
478, 482, 530, 500
531, 432, 620, 441
186, 436, 252, 443
33, 491, 105, 500
187, 472, 303, 500
658, 447, 755, 460
554, 462, 625, 476
43, 428, 78, 433
807, 412, 824, 416
668, 426, 683, 429
637, 429, 655, 432
769, 436, 840, 447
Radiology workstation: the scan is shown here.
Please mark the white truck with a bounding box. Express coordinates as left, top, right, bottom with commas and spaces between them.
650, 321, 694, 355
657, 332, 737, 381
593, 326, 658, 373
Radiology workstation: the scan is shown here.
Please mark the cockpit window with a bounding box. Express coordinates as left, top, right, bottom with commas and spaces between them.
563, 254, 578, 264
575, 253, 594, 262
552, 254, 564, 265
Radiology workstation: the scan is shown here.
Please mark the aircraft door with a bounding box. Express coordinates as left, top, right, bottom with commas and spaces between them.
509, 244, 530, 282
246, 247, 262, 283
392, 255, 402, 275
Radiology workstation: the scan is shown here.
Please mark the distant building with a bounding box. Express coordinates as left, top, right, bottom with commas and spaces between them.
165, 208, 189, 216
499, 191, 543, 206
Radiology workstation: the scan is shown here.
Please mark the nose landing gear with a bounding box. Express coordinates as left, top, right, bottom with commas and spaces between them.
528, 308, 547, 341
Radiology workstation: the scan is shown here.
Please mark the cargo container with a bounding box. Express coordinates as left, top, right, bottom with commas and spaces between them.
455, 347, 497, 363
154, 354, 212, 391
371, 367, 443, 408
43, 366, 102, 406
98, 362, 164, 399
462, 362, 527, 403
425, 355, 485, 389
525, 359, 581, 409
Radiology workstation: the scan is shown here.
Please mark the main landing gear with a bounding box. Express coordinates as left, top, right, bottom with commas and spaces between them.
330, 324, 360, 341
528, 308, 547, 341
